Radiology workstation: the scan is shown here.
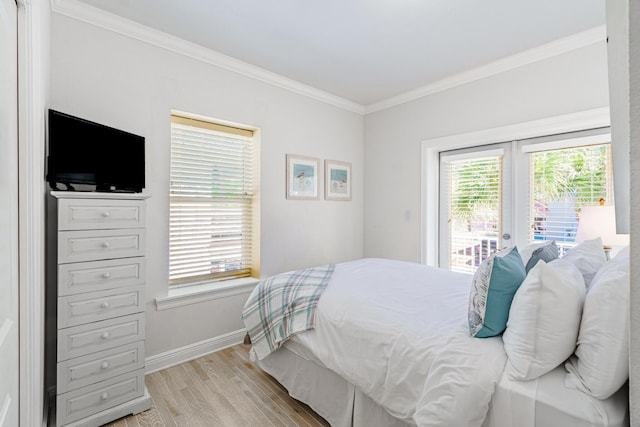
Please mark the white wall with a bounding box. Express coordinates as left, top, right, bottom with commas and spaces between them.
49, 14, 364, 358
628, 0, 640, 423
363, 42, 610, 262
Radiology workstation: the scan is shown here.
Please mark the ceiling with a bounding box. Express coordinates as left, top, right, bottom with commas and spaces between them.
74, 0, 605, 108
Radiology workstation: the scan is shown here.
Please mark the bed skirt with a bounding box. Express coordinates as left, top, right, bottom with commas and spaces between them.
258, 344, 411, 427
257, 344, 629, 427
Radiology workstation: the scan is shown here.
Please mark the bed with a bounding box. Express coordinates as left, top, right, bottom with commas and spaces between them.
242, 246, 630, 427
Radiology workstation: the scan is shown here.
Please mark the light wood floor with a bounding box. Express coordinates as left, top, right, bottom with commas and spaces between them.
105, 344, 329, 427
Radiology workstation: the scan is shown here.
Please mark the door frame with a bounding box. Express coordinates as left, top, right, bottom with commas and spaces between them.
17, 0, 47, 425
420, 107, 610, 267
1, 0, 20, 424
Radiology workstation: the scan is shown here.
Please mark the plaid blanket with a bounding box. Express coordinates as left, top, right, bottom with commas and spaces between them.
242, 264, 335, 360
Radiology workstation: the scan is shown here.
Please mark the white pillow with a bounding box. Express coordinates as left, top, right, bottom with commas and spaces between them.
565, 249, 630, 399
562, 237, 606, 288
503, 259, 586, 381
615, 245, 630, 259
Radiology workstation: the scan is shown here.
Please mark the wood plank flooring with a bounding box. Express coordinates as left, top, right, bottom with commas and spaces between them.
105, 344, 329, 427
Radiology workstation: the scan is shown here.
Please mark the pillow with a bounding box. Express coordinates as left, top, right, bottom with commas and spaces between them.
517, 241, 547, 265
562, 237, 606, 288
565, 249, 630, 399
615, 245, 630, 259
503, 259, 585, 381
520, 241, 559, 273
468, 247, 526, 338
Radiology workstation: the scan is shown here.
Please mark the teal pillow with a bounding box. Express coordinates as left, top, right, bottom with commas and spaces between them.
468, 247, 527, 338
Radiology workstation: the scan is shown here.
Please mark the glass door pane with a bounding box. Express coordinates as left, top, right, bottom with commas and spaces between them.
439, 145, 512, 273
528, 143, 613, 255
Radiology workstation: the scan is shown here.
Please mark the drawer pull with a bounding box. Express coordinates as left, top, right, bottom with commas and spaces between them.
100, 302, 110, 309
101, 332, 110, 340
102, 211, 111, 218
101, 242, 110, 248
101, 361, 109, 369
102, 272, 111, 279
101, 392, 109, 401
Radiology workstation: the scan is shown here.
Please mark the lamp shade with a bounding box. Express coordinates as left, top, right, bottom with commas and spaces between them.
577, 205, 616, 245
576, 205, 628, 249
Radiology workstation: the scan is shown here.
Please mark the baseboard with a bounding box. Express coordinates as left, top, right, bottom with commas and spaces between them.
145, 328, 246, 374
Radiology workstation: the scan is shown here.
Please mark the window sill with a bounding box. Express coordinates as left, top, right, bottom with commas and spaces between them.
155, 277, 260, 311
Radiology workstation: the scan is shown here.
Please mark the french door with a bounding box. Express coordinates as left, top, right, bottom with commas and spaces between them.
437, 127, 613, 273
439, 143, 513, 273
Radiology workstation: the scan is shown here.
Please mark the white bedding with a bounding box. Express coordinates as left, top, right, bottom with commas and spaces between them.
485, 365, 629, 427
278, 258, 507, 427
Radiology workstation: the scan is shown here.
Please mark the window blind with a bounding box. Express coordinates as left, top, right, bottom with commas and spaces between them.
169, 115, 254, 285
444, 155, 503, 274
528, 143, 612, 254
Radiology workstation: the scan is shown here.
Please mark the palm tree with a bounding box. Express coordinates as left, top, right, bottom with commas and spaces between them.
532, 145, 609, 209
449, 144, 610, 234
450, 158, 502, 222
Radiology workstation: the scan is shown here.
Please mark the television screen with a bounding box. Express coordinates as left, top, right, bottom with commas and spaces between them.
47, 109, 145, 193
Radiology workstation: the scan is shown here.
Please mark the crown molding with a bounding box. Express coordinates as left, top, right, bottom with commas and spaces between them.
51, 0, 606, 116
50, 0, 366, 115
365, 25, 607, 114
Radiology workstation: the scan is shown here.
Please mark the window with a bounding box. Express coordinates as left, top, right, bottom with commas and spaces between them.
437, 128, 612, 273
169, 114, 255, 285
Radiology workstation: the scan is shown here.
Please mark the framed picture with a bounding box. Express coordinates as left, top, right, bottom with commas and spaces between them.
286, 154, 320, 200
325, 160, 352, 201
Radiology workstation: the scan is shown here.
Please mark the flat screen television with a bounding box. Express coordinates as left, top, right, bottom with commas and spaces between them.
46, 109, 145, 193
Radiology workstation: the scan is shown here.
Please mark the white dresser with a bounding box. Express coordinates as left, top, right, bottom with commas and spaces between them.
51, 191, 151, 426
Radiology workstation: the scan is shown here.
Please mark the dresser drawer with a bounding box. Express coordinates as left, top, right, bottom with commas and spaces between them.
58, 229, 145, 264
58, 257, 146, 296
58, 198, 146, 230
58, 313, 145, 361
56, 369, 145, 426
58, 286, 145, 328
57, 342, 145, 394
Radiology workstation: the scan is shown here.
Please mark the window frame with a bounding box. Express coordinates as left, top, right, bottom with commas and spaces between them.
168, 112, 258, 287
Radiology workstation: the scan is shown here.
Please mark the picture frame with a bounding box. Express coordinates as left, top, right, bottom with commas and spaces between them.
325, 160, 352, 201
286, 154, 320, 200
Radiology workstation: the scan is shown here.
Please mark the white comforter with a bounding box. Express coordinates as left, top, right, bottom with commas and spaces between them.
288, 258, 507, 427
